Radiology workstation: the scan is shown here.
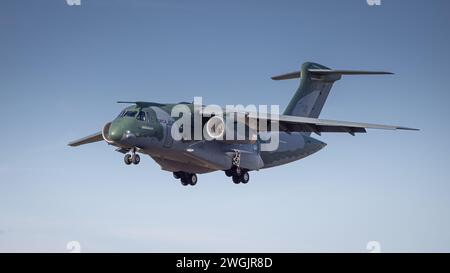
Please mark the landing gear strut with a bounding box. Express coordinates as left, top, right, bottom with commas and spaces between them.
225, 150, 249, 184
173, 172, 197, 186
124, 148, 140, 165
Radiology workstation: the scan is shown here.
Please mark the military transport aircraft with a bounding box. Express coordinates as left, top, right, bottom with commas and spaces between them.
69, 62, 417, 186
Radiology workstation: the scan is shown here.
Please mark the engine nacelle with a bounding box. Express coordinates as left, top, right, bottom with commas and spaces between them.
204, 116, 226, 140
203, 116, 257, 143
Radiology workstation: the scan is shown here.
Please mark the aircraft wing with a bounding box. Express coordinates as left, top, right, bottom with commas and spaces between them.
68, 132, 103, 147
271, 114, 418, 135
199, 107, 418, 135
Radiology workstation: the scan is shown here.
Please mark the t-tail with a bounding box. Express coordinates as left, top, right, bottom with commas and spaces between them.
272, 62, 393, 121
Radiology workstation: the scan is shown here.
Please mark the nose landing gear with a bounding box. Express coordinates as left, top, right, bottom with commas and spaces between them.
124, 148, 140, 165
124, 154, 132, 165
131, 154, 140, 164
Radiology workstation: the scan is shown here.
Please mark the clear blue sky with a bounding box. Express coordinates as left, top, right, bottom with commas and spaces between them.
1, 0, 449, 252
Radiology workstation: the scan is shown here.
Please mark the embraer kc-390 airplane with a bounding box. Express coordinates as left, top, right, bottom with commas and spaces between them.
69, 62, 417, 186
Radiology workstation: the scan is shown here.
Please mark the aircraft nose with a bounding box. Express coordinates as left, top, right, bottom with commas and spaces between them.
108, 123, 123, 142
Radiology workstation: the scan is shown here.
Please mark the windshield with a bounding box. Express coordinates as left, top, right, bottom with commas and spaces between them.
116, 110, 126, 118
122, 110, 137, 118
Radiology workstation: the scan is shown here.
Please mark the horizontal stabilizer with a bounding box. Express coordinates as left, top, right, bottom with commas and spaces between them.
308, 69, 393, 75
271, 71, 302, 80
272, 68, 393, 80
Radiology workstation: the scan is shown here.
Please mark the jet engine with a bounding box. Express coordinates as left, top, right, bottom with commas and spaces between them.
203, 115, 258, 143
204, 116, 226, 140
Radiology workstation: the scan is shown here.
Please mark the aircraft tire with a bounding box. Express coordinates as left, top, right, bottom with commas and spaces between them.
124, 154, 132, 165
240, 172, 249, 184
232, 175, 241, 184
132, 154, 140, 165
189, 174, 198, 186
180, 177, 189, 186
225, 170, 233, 177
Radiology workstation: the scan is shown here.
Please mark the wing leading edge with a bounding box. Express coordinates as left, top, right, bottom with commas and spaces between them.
273, 114, 418, 135
199, 107, 418, 135
68, 132, 103, 147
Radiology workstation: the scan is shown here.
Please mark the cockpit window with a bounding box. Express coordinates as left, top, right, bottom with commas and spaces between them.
136, 111, 146, 121
123, 111, 137, 117
117, 110, 126, 118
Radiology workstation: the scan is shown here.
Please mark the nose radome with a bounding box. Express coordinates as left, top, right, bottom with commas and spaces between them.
108, 123, 123, 141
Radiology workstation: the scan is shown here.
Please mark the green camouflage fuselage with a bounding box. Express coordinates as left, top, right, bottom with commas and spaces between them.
106, 103, 326, 174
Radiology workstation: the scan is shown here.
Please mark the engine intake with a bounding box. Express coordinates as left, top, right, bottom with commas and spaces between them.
204, 116, 225, 140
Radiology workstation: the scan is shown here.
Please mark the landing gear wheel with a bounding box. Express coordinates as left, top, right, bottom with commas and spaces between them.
124, 154, 132, 165
232, 175, 241, 184
225, 170, 233, 177
173, 172, 181, 179
180, 173, 188, 186
131, 154, 140, 165
189, 174, 198, 186
240, 172, 249, 184
177, 172, 198, 186
180, 178, 189, 186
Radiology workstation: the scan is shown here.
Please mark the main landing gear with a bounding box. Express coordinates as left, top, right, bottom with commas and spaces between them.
225, 166, 250, 184
224, 150, 249, 184
173, 172, 197, 186
124, 148, 140, 165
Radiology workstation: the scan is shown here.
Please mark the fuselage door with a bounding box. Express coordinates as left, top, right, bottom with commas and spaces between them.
163, 125, 173, 148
